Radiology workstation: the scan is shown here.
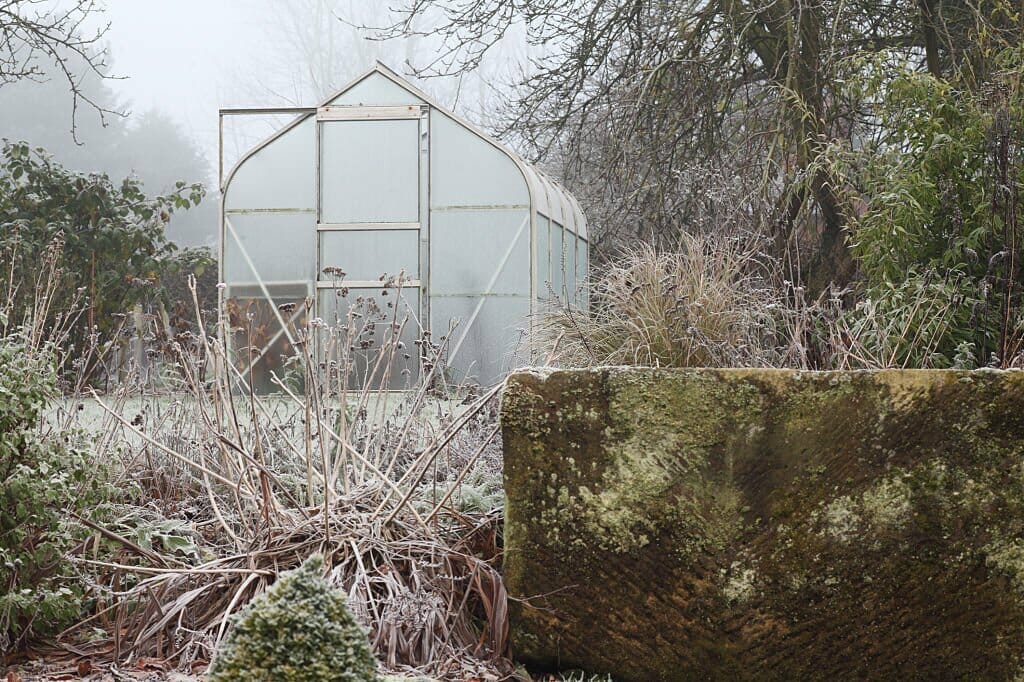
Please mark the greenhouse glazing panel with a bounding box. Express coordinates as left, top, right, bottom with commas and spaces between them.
319, 229, 419, 282
434, 295, 530, 383
536, 215, 550, 300
566, 233, 577, 302
223, 212, 316, 283
576, 238, 589, 307
551, 222, 565, 300
320, 119, 420, 224
430, 210, 529, 295
224, 118, 316, 211
327, 75, 426, 107
430, 113, 529, 208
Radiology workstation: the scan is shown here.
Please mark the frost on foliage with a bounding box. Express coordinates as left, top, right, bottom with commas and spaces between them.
207, 554, 378, 682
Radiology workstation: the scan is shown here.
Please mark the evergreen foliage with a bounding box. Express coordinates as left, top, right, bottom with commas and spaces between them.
835, 47, 1024, 367
0, 141, 208, 361
208, 554, 378, 682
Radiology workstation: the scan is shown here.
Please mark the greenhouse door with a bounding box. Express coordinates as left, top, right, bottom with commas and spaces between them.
314, 105, 428, 388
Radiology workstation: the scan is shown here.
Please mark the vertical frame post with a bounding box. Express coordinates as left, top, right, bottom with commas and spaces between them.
217, 111, 227, 356
314, 113, 323, 324
418, 105, 431, 342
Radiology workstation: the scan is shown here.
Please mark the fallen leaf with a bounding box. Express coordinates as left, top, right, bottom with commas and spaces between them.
134, 658, 166, 671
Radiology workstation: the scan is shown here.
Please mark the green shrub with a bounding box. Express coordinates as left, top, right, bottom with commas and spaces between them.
0, 336, 108, 650
0, 141, 205, 367
819, 271, 979, 369
835, 48, 1024, 367
208, 554, 378, 682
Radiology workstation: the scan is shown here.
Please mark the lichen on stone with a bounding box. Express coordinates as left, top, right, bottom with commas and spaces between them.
207, 554, 378, 682
984, 539, 1024, 594
564, 370, 759, 555
815, 476, 913, 544
818, 495, 861, 543
721, 560, 758, 604
860, 476, 913, 530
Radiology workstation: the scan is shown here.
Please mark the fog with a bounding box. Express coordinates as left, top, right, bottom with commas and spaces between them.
0, 0, 530, 247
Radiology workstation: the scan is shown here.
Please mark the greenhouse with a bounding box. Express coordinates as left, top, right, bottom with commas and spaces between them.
219, 63, 588, 388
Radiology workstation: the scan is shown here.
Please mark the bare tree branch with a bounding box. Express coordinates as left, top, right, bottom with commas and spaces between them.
0, 0, 124, 141
376, 0, 1018, 291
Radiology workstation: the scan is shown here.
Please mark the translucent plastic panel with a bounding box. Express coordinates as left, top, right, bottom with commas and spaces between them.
224, 212, 316, 283
320, 119, 420, 223
577, 239, 589, 308
226, 283, 310, 300
318, 286, 421, 388
430, 113, 528, 209
431, 295, 530, 385
523, 169, 550, 218
535, 215, 551, 300
543, 175, 569, 227
319, 229, 419, 282
550, 182, 569, 227
564, 195, 579, 238
224, 118, 315, 211
430, 210, 529, 296
551, 222, 565, 301
566, 233, 577, 302
327, 72, 426, 107
226, 291, 307, 394
569, 194, 589, 240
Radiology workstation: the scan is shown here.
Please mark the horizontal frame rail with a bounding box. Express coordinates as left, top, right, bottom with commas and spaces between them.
317, 105, 422, 121
317, 222, 420, 231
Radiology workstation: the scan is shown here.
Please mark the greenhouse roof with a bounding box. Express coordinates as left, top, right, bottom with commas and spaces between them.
222, 62, 587, 239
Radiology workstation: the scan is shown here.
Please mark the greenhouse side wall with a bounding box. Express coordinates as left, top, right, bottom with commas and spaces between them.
429, 111, 532, 385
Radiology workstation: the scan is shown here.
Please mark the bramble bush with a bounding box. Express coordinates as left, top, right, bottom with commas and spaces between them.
0, 141, 207, 366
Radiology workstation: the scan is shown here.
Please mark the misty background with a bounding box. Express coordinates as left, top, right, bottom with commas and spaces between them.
0, 0, 531, 248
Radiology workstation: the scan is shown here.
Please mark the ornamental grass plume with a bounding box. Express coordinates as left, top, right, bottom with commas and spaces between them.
536, 234, 785, 368
207, 554, 378, 682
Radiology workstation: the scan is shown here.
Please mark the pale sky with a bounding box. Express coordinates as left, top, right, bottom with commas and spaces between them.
99, 1, 305, 174
100, 2, 252, 140
93, 1, 528, 182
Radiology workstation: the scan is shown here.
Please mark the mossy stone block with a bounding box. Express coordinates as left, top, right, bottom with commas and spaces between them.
501, 368, 1024, 681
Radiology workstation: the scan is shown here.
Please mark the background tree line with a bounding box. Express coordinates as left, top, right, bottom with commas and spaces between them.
0, 2, 216, 378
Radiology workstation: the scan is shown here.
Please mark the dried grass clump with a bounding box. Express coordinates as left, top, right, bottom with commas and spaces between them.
48, 277, 512, 680
207, 554, 376, 682
537, 233, 786, 368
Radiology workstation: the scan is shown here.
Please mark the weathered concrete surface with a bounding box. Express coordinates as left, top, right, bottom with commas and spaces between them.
501, 368, 1024, 681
